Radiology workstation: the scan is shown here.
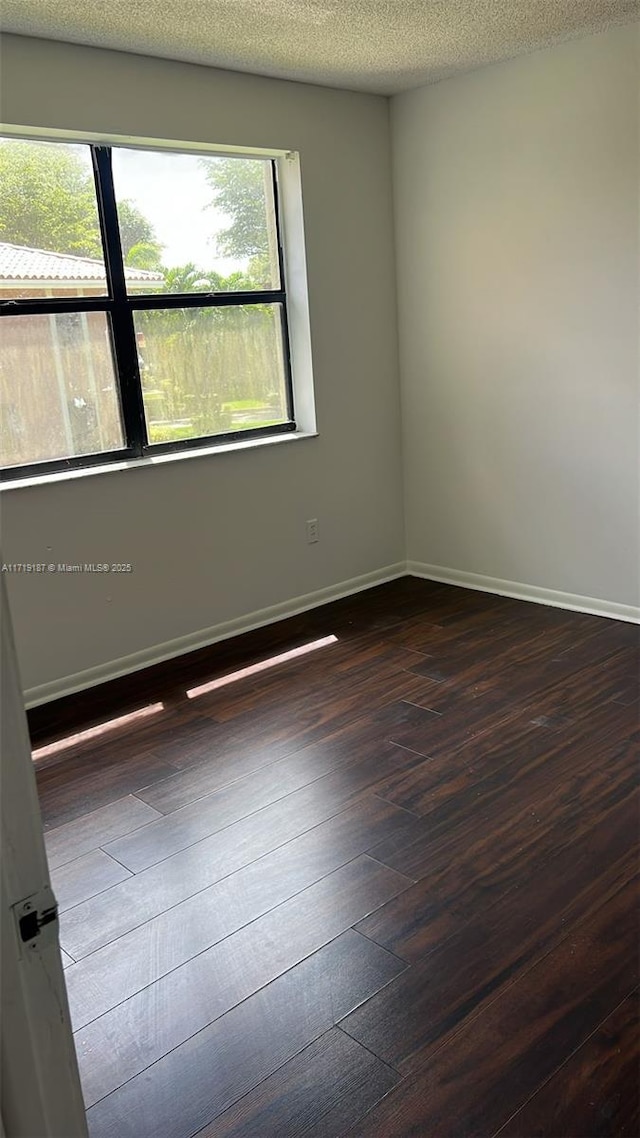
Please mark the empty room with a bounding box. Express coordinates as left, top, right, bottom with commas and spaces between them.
0, 2, 638, 1136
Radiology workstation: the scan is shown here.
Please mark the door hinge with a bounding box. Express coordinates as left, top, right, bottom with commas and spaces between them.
12, 886, 59, 954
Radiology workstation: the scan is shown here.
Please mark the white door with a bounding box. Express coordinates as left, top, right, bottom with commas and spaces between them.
1, 575, 88, 1137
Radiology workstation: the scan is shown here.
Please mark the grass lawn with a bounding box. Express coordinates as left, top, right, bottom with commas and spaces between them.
222, 399, 265, 411
148, 417, 282, 444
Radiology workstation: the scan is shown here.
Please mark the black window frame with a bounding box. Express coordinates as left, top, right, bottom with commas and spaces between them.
0, 141, 296, 482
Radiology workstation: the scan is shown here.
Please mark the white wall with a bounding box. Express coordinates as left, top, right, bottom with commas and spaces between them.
0, 35, 404, 698
393, 24, 639, 610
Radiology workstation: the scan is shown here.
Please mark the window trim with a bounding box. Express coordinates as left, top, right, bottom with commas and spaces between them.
0, 138, 297, 481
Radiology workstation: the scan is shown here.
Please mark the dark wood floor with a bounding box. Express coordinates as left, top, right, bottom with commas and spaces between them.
29, 578, 639, 1138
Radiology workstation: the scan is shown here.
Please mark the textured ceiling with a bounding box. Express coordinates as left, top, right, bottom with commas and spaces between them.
1, 0, 637, 94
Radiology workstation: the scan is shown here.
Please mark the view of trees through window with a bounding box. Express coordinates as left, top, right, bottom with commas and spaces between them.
0, 138, 291, 471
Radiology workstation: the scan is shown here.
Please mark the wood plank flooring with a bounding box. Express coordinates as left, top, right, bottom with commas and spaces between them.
30, 578, 639, 1137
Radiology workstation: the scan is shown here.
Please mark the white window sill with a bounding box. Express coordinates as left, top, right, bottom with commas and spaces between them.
0, 430, 319, 491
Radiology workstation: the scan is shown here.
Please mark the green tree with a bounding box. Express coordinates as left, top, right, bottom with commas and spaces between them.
125, 241, 164, 270
117, 199, 163, 262
0, 140, 103, 257
201, 157, 270, 260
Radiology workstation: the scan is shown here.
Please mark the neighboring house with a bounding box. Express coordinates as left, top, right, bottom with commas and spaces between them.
0, 240, 163, 298
0, 242, 163, 466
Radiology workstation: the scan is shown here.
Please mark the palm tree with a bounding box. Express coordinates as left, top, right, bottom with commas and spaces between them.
162, 263, 226, 293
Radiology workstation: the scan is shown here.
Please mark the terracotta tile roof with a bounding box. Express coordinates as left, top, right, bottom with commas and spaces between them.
0, 242, 164, 284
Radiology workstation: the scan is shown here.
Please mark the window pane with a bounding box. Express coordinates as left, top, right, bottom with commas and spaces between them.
134, 305, 289, 444
111, 149, 280, 295
0, 313, 125, 468
0, 138, 107, 300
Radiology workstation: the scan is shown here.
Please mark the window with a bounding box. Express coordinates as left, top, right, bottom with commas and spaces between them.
0, 137, 296, 478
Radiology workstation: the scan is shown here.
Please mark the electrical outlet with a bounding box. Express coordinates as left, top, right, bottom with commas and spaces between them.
306, 518, 319, 544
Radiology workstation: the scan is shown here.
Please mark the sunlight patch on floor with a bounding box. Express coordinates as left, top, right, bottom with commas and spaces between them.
32, 702, 165, 760
186, 635, 339, 699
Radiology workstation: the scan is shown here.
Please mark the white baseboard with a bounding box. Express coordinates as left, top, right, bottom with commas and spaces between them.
407, 561, 640, 625
25, 559, 637, 707
24, 562, 406, 708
